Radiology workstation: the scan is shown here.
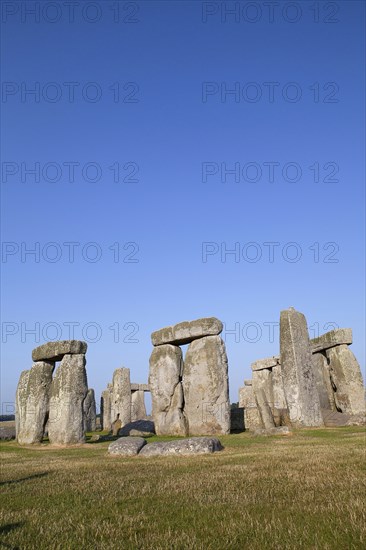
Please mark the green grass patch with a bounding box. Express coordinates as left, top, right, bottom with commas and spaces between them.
1, 428, 365, 549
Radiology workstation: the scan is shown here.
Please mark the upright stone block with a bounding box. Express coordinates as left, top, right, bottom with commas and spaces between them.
280, 308, 323, 427
131, 390, 147, 421
83, 388, 97, 432
255, 388, 275, 429
101, 383, 112, 431
238, 385, 261, 431
111, 368, 131, 428
149, 344, 187, 436
272, 364, 287, 410
326, 345, 365, 415
16, 362, 54, 445
183, 335, 230, 435
16, 370, 30, 442
48, 354, 88, 445
312, 352, 336, 410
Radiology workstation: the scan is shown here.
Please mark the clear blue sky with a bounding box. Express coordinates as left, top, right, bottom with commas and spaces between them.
1, 0, 365, 414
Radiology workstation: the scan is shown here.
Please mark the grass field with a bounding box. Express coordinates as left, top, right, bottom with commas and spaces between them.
1, 427, 365, 549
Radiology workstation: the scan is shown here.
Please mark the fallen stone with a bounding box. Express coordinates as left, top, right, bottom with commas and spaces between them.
32, 340, 87, 362
108, 436, 146, 456
151, 317, 223, 346
183, 335, 230, 435
253, 427, 291, 436
139, 437, 223, 457
16, 361, 54, 445
119, 419, 155, 437
311, 328, 352, 354
280, 308, 323, 427
326, 344, 365, 415
48, 354, 88, 445
149, 344, 187, 436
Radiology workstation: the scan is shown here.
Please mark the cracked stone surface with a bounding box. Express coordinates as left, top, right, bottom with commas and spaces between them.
149, 344, 187, 436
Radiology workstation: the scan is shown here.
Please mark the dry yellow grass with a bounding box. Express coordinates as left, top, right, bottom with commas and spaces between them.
1, 427, 365, 549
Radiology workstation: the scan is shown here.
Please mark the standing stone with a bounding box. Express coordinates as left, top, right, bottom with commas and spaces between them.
83, 389, 97, 432
272, 364, 287, 410
149, 344, 187, 436
252, 369, 276, 428
16, 362, 54, 445
312, 353, 336, 410
280, 308, 323, 427
111, 368, 131, 428
101, 383, 112, 431
238, 385, 261, 431
183, 335, 230, 435
48, 354, 88, 445
15, 370, 30, 442
255, 388, 275, 429
131, 390, 147, 421
326, 345, 365, 415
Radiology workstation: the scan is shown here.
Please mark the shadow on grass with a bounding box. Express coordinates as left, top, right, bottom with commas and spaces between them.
0, 472, 48, 487
0, 521, 24, 549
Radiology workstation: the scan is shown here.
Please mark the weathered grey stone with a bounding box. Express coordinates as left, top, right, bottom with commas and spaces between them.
311, 328, 352, 354
111, 368, 131, 428
16, 362, 54, 445
238, 385, 261, 430
83, 389, 96, 432
48, 354, 88, 445
312, 353, 336, 410
119, 419, 155, 437
151, 317, 223, 346
15, 370, 30, 440
280, 308, 323, 427
254, 388, 275, 429
183, 335, 230, 435
101, 383, 112, 431
251, 356, 280, 371
32, 340, 87, 362
149, 345, 187, 436
130, 383, 150, 392
272, 364, 287, 410
108, 436, 146, 456
253, 426, 291, 436
139, 437, 223, 457
131, 390, 147, 421
321, 409, 351, 427
244, 379, 252, 386
326, 345, 365, 415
